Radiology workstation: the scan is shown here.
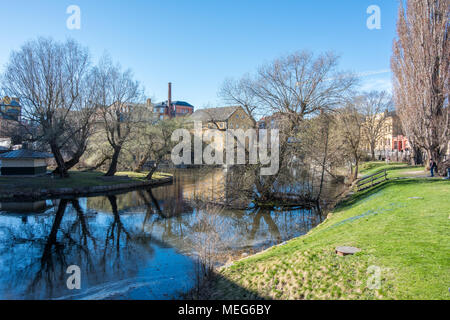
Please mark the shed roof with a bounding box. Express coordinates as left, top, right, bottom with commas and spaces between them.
0, 149, 53, 159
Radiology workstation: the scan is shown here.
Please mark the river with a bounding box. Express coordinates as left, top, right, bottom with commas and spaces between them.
0, 168, 343, 300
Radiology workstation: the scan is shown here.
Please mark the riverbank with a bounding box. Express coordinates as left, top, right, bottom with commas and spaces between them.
205, 169, 449, 300
0, 171, 173, 201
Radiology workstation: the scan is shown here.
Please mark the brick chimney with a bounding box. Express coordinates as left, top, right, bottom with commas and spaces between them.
146, 98, 153, 112
168, 82, 172, 115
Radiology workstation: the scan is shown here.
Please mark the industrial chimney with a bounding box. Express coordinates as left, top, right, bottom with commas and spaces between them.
168, 82, 172, 115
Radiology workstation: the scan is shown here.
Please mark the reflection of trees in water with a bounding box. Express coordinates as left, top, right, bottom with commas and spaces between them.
0, 197, 156, 299
167, 167, 340, 209
0, 168, 330, 298
139, 185, 323, 254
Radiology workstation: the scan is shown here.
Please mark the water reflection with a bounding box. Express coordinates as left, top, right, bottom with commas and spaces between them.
0, 169, 340, 300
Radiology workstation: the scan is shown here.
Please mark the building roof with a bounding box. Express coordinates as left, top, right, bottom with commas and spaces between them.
172, 101, 194, 108
0, 149, 53, 159
189, 106, 240, 122
154, 101, 194, 108
0, 97, 21, 107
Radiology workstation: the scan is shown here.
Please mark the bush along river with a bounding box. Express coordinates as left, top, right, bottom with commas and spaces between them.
0, 168, 344, 299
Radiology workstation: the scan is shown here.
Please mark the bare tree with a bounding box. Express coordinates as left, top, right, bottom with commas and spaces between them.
92, 56, 143, 176
219, 75, 259, 127
220, 51, 357, 202
360, 91, 393, 160
251, 51, 356, 129
336, 99, 365, 181
392, 0, 449, 174
1, 38, 95, 177
130, 117, 182, 179
299, 111, 343, 199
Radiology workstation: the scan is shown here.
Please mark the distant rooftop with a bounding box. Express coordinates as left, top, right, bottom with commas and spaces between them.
154, 100, 194, 108
0, 149, 53, 159
172, 101, 194, 108
0, 97, 21, 107
189, 106, 240, 122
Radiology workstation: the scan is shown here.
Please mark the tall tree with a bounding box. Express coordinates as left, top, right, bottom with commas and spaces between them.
360, 91, 393, 160
2, 38, 95, 177
392, 0, 449, 174
92, 56, 143, 176
219, 51, 357, 202
336, 99, 365, 182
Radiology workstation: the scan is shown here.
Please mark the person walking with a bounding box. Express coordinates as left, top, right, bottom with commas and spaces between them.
429, 159, 437, 177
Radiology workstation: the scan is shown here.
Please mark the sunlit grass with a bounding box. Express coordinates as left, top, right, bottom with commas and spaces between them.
359, 161, 428, 179
0, 170, 172, 192
213, 178, 450, 300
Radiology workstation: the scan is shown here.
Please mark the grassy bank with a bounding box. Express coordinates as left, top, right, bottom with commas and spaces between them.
359, 161, 428, 178
0, 171, 172, 193
210, 173, 449, 300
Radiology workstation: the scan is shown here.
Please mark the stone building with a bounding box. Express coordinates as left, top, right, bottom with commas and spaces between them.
189, 106, 254, 131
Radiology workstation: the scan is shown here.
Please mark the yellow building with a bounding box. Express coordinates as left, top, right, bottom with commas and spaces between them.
364, 111, 410, 153
0, 96, 21, 121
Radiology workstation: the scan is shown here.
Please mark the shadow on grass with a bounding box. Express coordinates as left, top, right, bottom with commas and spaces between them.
183, 270, 266, 300
336, 178, 443, 213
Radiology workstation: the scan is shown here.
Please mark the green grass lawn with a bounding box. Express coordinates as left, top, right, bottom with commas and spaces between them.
0, 170, 172, 193
359, 161, 430, 179
212, 177, 450, 300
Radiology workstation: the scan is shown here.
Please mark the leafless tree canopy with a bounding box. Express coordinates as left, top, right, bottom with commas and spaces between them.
336, 98, 366, 181
1, 38, 96, 177
360, 91, 393, 160
92, 56, 143, 176
219, 51, 357, 201
392, 0, 449, 173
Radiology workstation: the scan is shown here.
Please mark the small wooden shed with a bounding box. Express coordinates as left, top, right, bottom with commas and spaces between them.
0, 150, 53, 176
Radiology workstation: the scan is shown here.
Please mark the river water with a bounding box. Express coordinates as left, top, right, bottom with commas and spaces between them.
0, 168, 342, 300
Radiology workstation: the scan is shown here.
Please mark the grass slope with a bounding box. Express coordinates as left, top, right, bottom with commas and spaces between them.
213, 177, 450, 300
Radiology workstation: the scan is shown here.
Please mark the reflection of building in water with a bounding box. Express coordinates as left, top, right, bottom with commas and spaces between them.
181, 169, 226, 202
0, 200, 49, 213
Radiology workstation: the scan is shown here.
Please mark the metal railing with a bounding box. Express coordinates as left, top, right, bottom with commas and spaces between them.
356, 169, 388, 191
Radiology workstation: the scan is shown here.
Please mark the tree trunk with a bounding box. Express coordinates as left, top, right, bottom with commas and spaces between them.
410, 146, 423, 166
145, 162, 158, 180
52, 145, 86, 175
50, 142, 68, 178
428, 148, 445, 176
317, 124, 330, 201
105, 146, 122, 176
87, 155, 111, 171
353, 159, 359, 182
134, 151, 150, 173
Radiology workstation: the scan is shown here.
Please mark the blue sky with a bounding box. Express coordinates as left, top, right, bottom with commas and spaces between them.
0, 0, 399, 109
